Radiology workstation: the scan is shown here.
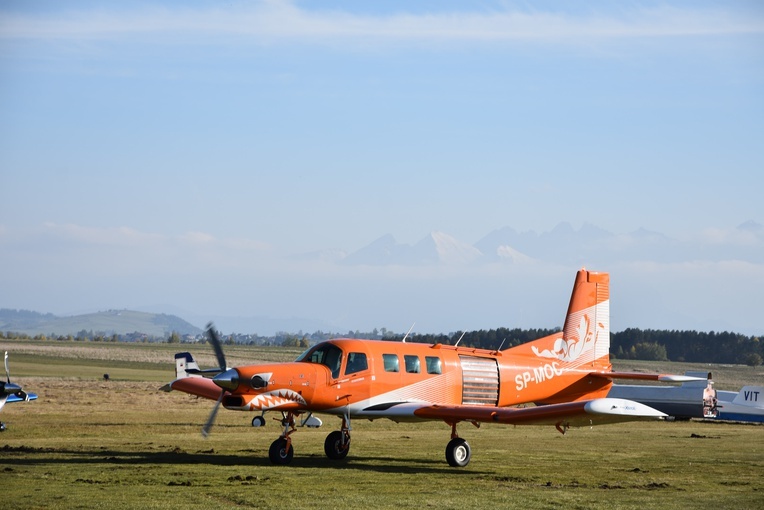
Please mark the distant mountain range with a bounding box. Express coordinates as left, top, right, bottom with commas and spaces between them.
334, 221, 764, 266
3, 221, 761, 337
0, 308, 202, 337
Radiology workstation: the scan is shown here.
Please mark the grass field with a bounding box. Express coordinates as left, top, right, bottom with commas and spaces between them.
1, 340, 762, 509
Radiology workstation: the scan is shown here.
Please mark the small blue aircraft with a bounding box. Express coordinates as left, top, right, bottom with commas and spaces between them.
0, 351, 38, 431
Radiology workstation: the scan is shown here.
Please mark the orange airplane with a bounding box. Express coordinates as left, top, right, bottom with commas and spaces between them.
163, 269, 701, 467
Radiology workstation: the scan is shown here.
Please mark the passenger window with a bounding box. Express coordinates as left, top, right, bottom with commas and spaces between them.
425, 356, 442, 375
345, 352, 368, 375
383, 354, 399, 372
404, 355, 420, 374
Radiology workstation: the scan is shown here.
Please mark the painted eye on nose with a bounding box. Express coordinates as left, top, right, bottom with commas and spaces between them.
251, 375, 268, 389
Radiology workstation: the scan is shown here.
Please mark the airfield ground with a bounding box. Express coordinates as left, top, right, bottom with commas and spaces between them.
1, 341, 762, 509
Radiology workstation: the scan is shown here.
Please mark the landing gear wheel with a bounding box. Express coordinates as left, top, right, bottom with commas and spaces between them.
0, 422, 5, 432
445, 438, 471, 467
324, 430, 350, 460
252, 416, 266, 427
268, 438, 294, 465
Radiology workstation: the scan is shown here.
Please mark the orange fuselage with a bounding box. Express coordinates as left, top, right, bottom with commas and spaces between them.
220, 337, 613, 419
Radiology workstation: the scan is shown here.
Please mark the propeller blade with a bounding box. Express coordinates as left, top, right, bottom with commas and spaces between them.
4, 351, 10, 384
205, 322, 228, 371
202, 391, 225, 438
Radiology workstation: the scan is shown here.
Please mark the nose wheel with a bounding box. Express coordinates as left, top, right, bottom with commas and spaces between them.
268, 412, 297, 465
268, 437, 294, 464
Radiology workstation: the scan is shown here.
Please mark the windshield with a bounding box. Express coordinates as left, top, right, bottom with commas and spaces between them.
295, 342, 343, 379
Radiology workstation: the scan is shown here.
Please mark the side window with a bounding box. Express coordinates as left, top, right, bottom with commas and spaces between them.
404, 355, 420, 374
345, 352, 368, 375
383, 354, 399, 372
425, 356, 442, 375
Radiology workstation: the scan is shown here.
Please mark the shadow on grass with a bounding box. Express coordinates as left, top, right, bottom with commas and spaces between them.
0, 445, 487, 475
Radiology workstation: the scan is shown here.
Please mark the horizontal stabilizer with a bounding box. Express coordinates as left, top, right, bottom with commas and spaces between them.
185, 368, 225, 376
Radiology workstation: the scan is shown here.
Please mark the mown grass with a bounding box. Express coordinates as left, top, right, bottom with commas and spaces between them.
1, 342, 762, 509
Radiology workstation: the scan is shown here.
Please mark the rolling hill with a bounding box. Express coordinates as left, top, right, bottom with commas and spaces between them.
0, 308, 202, 337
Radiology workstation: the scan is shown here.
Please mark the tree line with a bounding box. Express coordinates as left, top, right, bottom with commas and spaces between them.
393, 327, 763, 367
2, 326, 761, 366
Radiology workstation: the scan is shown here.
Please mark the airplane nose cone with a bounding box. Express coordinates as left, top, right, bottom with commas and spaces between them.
213, 368, 240, 391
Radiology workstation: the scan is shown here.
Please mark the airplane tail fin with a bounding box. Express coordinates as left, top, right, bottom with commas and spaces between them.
561, 269, 610, 368
513, 269, 610, 370
173, 352, 200, 379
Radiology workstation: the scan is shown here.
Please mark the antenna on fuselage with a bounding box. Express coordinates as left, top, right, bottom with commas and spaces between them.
454, 331, 466, 347
401, 323, 415, 343
490, 338, 507, 355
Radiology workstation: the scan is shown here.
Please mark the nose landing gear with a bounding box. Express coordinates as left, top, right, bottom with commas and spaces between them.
268, 412, 296, 465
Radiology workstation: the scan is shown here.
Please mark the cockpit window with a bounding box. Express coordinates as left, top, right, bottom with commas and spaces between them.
345, 352, 368, 375
297, 343, 343, 379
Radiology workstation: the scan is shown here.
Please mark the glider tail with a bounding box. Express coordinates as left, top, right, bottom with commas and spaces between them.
173, 352, 200, 379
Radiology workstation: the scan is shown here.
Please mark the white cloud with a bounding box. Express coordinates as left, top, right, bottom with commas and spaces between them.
698, 226, 764, 246
42, 222, 164, 247
178, 231, 216, 245
1, 2, 761, 46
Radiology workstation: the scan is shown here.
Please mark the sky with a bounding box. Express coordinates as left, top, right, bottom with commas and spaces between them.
1, 1, 763, 336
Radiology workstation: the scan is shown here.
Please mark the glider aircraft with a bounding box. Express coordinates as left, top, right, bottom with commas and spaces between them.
1, 351, 38, 432
163, 269, 703, 467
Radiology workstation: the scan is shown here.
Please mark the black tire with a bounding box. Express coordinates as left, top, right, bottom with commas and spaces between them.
324, 430, 350, 460
252, 416, 266, 427
445, 438, 471, 467
268, 438, 294, 465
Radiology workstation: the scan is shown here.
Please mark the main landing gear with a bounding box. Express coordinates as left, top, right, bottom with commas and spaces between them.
444, 422, 472, 467
267, 411, 352, 465
323, 413, 351, 460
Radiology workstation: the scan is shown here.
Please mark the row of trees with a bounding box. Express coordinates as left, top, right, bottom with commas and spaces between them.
394, 327, 763, 366
2, 327, 762, 366
610, 328, 762, 366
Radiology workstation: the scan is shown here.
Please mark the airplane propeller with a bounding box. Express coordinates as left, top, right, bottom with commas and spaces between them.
206, 322, 228, 374
202, 323, 228, 437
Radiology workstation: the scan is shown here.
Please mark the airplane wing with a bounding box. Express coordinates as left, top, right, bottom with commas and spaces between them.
5, 392, 38, 403
0, 392, 37, 412
161, 377, 223, 401
413, 398, 666, 430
